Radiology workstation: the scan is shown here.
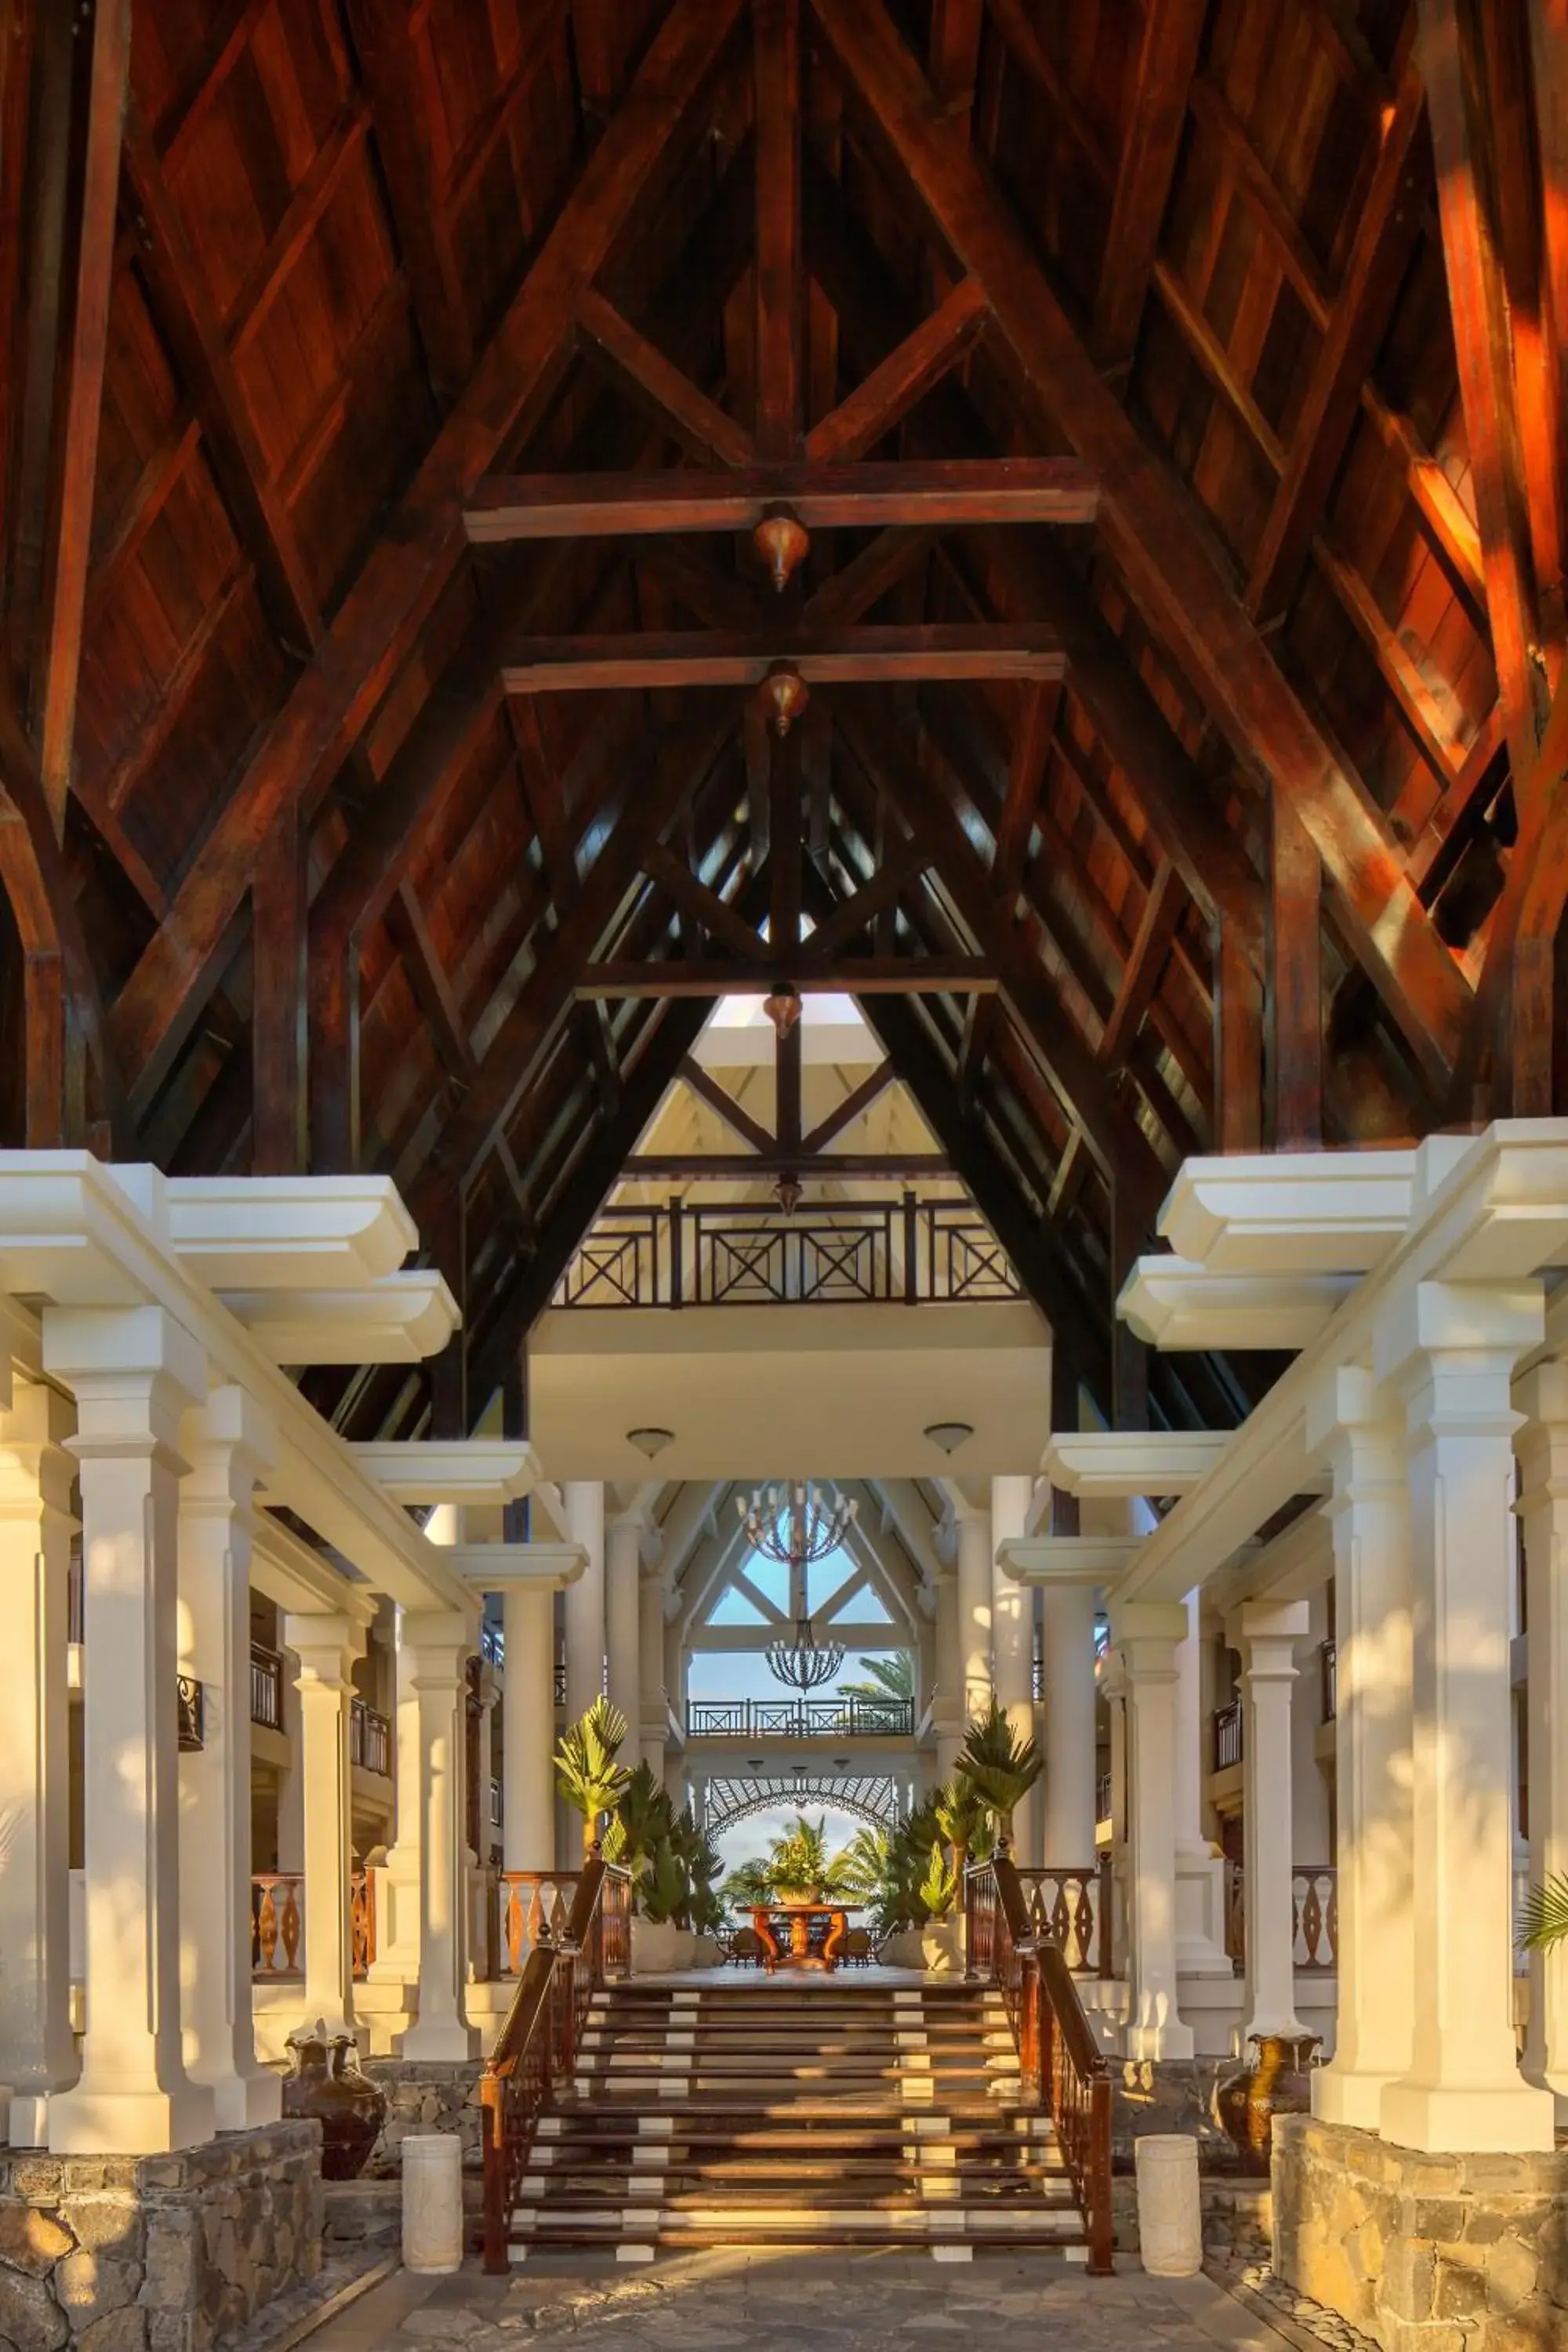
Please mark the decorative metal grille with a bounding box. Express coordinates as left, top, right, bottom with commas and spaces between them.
698, 1772, 905, 1835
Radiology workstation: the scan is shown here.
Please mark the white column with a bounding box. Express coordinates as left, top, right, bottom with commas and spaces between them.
45, 1305, 215, 2154
605, 1509, 641, 1761
282, 1613, 365, 2039
1375, 1279, 1555, 2154
1515, 1360, 1568, 2114
400, 1610, 480, 2060
639, 1570, 667, 1785
367, 1617, 421, 1989
1307, 1367, 1415, 2129
178, 1387, 281, 2130
991, 1475, 1036, 1860
1101, 1649, 1129, 1976
1173, 1588, 1230, 1974
1113, 1600, 1192, 2060
1227, 1599, 1311, 2042
933, 1573, 964, 1781
564, 1482, 605, 1722
1040, 1584, 1098, 1861
0, 1383, 77, 2146
502, 1584, 557, 1871
955, 1501, 992, 1721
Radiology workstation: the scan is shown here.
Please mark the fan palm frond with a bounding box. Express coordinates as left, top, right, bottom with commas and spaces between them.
1520, 1871, 1568, 1951
956, 1699, 1042, 1835
554, 1695, 630, 1856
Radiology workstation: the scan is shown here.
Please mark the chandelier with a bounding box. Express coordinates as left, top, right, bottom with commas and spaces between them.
737, 1483, 857, 1691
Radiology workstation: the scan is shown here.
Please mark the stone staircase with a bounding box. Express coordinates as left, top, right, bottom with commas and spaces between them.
506, 1978, 1091, 2263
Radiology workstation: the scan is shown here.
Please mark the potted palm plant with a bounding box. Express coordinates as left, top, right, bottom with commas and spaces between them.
956, 1699, 1043, 1845
554, 1696, 630, 1859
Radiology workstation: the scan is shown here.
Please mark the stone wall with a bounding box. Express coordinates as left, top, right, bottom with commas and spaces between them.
0, 2121, 321, 2352
361, 2061, 483, 2177
1272, 2114, 1568, 2351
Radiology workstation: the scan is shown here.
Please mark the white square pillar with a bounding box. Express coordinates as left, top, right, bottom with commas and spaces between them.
45, 1305, 215, 2155
503, 1584, 557, 1871
1226, 1598, 1312, 2042
1307, 1367, 1414, 2129
954, 1501, 992, 1722
282, 1613, 366, 2039
1112, 1599, 1193, 2060
0, 1382, 78, 2145
399, 1610, 480, 2060
1174, 1588, 1231, 1974
1375, 1279, 1556, 2154
1040, 1583, 1099, 1862
638, 1566, 667, 1785
605, 1510, 642, 1763
1512, 1359, 1568, 2117
179, 1386, 282, 2129
564, 1482, 605, 1722
991, 1476, 1036, 1862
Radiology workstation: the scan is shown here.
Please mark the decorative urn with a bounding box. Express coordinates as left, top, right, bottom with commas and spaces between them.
1217, 2031, 1320, 2174
282, 2020, 387, 2180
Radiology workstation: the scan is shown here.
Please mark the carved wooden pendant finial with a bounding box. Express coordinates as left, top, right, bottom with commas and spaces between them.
760, 662, 808, 735
753, 506, 810, 591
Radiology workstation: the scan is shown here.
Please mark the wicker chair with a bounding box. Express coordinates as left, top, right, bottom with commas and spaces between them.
840, 1926, 873, 1968
728, 1925, 764, 1968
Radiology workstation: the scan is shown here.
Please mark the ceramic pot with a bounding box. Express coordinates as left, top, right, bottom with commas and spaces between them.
1218, 2031, 1320, 2174
282, 2022, 387, 2180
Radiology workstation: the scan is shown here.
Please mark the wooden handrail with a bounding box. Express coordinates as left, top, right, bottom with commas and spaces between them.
966, 1853, 1113, 2274
478, 1853, 631, 2271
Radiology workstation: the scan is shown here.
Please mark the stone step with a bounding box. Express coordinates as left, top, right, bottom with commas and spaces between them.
516, 2161, 1073, 2196
534, 2114, 1058, 2147
507, 2204, 1089, 2249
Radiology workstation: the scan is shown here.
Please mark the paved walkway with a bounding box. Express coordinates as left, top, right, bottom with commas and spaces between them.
301, 2252, 1305, 2352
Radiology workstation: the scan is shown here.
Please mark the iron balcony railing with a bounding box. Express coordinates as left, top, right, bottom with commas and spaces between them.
554, 1194, 1022, 1309
687, 1696, 916, 1740
350, 1699, 391, 1777
250, 1642, 283, 1730
1212, 1697, 1243, 1772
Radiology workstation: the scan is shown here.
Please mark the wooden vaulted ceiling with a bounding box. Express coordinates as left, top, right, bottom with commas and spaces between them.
1, 0, 1565, 1442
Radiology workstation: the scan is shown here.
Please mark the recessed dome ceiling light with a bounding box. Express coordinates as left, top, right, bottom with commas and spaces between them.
626, 1427, 674, 1459
924, 1421, 975, 1455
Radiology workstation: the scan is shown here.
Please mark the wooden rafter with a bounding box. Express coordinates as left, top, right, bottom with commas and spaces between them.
497, 622, 1066, 693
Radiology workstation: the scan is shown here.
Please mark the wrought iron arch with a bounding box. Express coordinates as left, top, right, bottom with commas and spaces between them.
698, 1772, 906, 1836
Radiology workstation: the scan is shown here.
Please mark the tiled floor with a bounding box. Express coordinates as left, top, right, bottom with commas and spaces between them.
296, 2252, 1304, 2351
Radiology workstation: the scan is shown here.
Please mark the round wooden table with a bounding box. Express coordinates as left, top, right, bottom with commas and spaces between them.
747, 1900, 862, 1973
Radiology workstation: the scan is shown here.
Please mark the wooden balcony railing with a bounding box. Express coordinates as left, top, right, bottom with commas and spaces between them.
965, 1853, 1112, 2274
1212, 1697, 1243, 1771
497, 1871, 582, 1974
251, 1871, 376, 1977
686, 1695, 915, 1740
250, 1642, 283, 1730
555, 1194, 1022, 1308
350, 1699, 390, 1777
1011, 1862, 1114, 1976
481, 1856, 631, 2271
1223, 1863, 1338, 1973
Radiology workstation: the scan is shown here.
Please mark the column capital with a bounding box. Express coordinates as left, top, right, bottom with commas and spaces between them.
283, 1612, 366, 1686
1305, 1362, 1403, 1457
1374, 1279, 1544, 1429
1225, 1596, 1310, 1676
45, 1303, 205, 1457
180, 1385, 278, 1512
0, 1384, 75, 1511
1108, 1597, 1187, 1668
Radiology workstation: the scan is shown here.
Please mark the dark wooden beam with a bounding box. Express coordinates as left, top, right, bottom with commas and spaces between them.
466, 458, 1098, 540
1267, 799, 1323, 1148
37, 0, 130, 835
575, 955, 998, 996
1214, 912, 1263, 1152
800, 1058, 895, 1151
1099, 861, 1181, 1070
644, 842, 771, 963
622, 1149, 946, 1179
1245, 56, 1426, 625
677, 1057, 776, 1153
958, 675, 1054, 1102
575, 289, 757, 467
1091, 0, 1207, 368
753, 0, 804, 460
108, 0, 746, 1108
1418, 0, 1545, 797
808, 0, 1469, 1091
499, 622, 1065, 693
805, 277, 989, 462
797, 840, 927, 961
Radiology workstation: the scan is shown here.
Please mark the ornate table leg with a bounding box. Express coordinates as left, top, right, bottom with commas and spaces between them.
822, 1908, 848, 1970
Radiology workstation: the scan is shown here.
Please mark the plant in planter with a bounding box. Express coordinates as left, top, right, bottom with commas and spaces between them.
917, 1839, 958, 1922
956, 1700, 1043, 1844
765, 1813, 841, 1902
670, 1806, 724, 1933
554, 1695, 630, 1858
640, 1835, 690, 1924
935, 1773, 993, 1887
612, 1761, 675, 1902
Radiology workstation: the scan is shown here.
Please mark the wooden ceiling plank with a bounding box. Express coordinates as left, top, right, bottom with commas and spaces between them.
509, 691, 579, 905
1184, 74, 1334, 331
465, 456, 1100, 538
577, 289, 757, 467
387, 877, 477, 1079
797, 839, 926, 961
808, 0, 1468, 1092
498, 621, 1066, 691
983, 0, 1115, 187
224, 101, 372, 360
1359, 386, 1486, 616
753, 0, 804, 459
956, 673, 1054, 1102
1527, 0, 1568, 646
800, 525, 939, 630
927, 0, 985, 137
37, 0, 131, 836
804, 275, 989, 462
1091, 0, 1208, 369
1246, 56, 1428, 625
341, 0, 475, 405
644, 840, 771, 962
109, 0, 746, 1114
1309, 529, 1470, 783
1214, 910, 1263, 1150
251, 802, 306, 1174
121, 96, 325, 659
1417, 0, 1545, 799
